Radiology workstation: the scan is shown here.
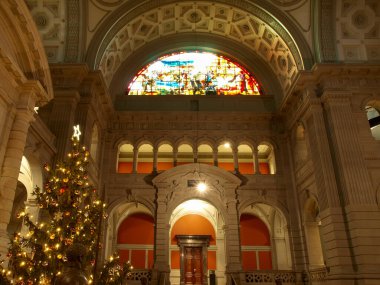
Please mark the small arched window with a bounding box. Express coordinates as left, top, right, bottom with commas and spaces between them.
118, 144, 133, 173
177, 144, 194, 165
157, 144, 173, 171
257, 143, 276, 174
238, 144, 254, 174
217, 143, 234, 171
197, 144, 213, 165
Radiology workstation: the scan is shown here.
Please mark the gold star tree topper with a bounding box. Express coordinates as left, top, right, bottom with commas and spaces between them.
72, 125, 81, 140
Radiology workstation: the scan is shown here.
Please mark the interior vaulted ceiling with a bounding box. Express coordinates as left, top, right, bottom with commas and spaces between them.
90, 1, 307, 97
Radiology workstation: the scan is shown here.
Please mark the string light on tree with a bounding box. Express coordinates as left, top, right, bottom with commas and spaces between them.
1, 124, 132, 284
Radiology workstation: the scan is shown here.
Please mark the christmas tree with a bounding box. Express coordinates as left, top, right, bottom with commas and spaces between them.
0, 125, 132, 284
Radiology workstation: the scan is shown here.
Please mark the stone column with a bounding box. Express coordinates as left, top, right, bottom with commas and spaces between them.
302, 89, 356, 279
153, 146, 158, 173
223, 186, 242, 284
321, 91, 380, 280
254, 147, 260, 174
0, 91, 36, 256
173, 147, 178, 167
132, 147, 138, 173
152, 185, 171, 285
194, 149, 198, 163
232, 146, 239, 174
213, 150, 218, 167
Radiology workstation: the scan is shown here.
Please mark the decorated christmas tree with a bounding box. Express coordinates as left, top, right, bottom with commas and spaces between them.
0, 125, 132, 284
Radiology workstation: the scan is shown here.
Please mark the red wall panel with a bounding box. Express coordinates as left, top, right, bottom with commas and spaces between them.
242, 251, 257, 270
258, 251, 272, 270
132, 250, 146, 269
119, 250, 130, 263
240, 214, 271, 246
118, 213, 154, 244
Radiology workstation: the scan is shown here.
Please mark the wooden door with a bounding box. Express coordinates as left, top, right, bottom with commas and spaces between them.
184, 247, 203, 285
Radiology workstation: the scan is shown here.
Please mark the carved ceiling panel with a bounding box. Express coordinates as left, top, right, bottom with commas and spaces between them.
26, 0, 67, 63
336, 0, 380, 61
98, 2, 302, 92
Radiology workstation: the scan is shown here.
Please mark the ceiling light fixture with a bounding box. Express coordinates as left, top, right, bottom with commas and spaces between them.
197, 182, 207, 192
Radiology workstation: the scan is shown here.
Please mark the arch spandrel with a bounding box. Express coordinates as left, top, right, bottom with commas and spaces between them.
153, 163, 241, 218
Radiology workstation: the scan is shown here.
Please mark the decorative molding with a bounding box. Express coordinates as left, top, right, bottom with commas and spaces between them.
64, 0, 81, 62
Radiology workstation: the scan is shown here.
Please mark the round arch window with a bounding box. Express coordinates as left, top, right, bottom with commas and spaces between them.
127, 52, 262, 96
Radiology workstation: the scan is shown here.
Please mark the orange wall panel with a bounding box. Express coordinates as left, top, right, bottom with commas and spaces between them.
137, 162, 153, 173
171, 214, 216, 245
118, 162, 133, 173
259, 163, 269, 174
118, 213, 154, 244
242, 251, 257, 270
131, 250, 146, 269
240, 214, 271, 246
258, 251, 272, 270
208, 251, 216, 270
171, 250, 180, 269
218, 162, 235, 171
238, 162, 254, 174
157, 162, 174, 171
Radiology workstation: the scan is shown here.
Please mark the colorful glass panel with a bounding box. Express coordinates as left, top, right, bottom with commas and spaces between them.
127, 52, 261, 96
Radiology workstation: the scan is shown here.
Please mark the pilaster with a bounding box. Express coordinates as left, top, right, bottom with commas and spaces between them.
322, 91, 380, 280
0, 91, 36, 256
302, 89, 356, 278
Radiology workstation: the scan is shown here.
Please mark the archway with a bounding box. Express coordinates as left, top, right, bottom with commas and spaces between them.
169, 199, 225, 285
240, 203, 292, 270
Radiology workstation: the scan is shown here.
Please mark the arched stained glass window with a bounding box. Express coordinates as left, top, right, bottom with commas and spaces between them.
127, 52, 262, 96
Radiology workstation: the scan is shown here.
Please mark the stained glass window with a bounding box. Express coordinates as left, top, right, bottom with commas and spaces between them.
127, 52, 261, 96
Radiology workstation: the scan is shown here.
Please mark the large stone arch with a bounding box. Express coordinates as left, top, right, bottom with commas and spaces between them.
153, 163, 241, 224
86, 0, 313, 100
0, 0, 52, 103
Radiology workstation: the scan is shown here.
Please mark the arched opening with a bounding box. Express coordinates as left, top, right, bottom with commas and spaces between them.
197, 144, 213, 165
240, 203, 292, 270
177, 144, 194, 165
90, 124, 99, 162
240, 214, 272, 270
304, 198, 325, 269
169, 199, 225, 285
158, 144, 174, 171
257, 143, 276, 174
238, 144, 254, 174
118, 144, 134, 173
217, 143, 234, 172
117, 213, 155, 269
138, 144, 154, 173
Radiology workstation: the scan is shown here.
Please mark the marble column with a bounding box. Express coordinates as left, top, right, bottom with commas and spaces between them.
132, 147, 138, 173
